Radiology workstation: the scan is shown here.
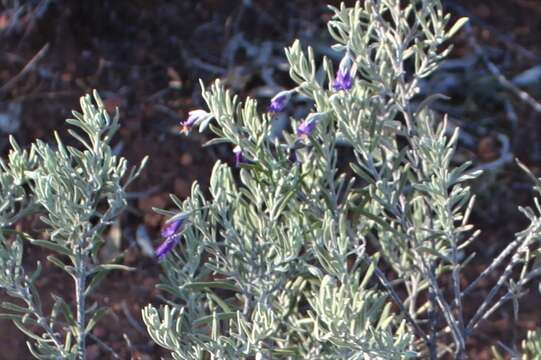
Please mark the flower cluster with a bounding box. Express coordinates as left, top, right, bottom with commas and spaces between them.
178, 54, 353, 173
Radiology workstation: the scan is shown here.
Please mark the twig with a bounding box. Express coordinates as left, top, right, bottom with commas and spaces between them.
503, 99, 518, 129
0, 43, 49, 97
181, 49, 226, 75
75, 254, 87, 360
446, 1, 539, 61
126, 186, 161, 200
466, 225, 537, 333
423, 267, 466, 359
471, 134, 513, 173
470, 266, 541, 332
121, 301, 147, 336
246, 1, 283, 35
87, 333, 121, 360
495, 340, 520, 359
10, 90, 74, 103
465, 24, 541, 113
426, 288, 438, 360
363, 256, 430, 344
462, 233, 521, 297
21, 288, 66, 357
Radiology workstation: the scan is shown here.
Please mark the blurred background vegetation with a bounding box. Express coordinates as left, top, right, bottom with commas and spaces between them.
0, 0, 540, 358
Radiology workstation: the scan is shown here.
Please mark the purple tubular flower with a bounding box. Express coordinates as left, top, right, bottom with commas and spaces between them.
297, 118, 318, 137
288, 148, 299, 164
297, 112, 327, 138
181, 109, 210, 134
233, 146, 250, 168
267, 90, 293, 113
155, 236, 180, 261
160, 218, 184, 238
155, 214, 188, 260
332, 69, 353, 91
332, 52, 354, 91
288, 141, 304, 164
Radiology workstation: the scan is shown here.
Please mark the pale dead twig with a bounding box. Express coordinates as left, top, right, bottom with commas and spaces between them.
0, 43, 50, 97
503, 99, 518, 129
464, 24, 541, 113
121, 300, 147, 336
446, 1, 539, 62
471, 134, 513, 173
466, 224, 540, 333
87, 332, 122, 360
181, 49, 226, 75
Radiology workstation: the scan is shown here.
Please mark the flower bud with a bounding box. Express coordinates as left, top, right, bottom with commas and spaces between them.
267, 90, 294, 113
297, 112, 326, 138
156, 213, 189, 260
233, 146, 252, 168
332, 52, 354, 91
181, 109, 211, 134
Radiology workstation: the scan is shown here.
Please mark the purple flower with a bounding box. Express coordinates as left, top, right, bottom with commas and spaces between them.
297, 119, 317, 137
160, 218, 184, 238
297, 112, 326, 138
288, 148, 299, 164
155, 236, 180, 261
155, 214, 189, 260
297, 119, 315, 138
332, 69, 353, 91
181, 110, 210, 134
267, 90, 293, 113
233, 146, 251, 168
288, 141, 304, 164
332, 53, 354, 91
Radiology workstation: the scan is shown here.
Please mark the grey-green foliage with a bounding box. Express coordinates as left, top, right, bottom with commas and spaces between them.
0, 91, 146, 359
492, 329, 541, 360
523, 330, 541, 360
143, 1, 541, 359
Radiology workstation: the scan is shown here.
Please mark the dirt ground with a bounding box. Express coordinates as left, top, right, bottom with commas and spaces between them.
0, 0, 540, 359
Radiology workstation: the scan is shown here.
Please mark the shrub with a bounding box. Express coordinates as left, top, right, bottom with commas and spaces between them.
0, 92, 146, 359
142, 1, 541, 359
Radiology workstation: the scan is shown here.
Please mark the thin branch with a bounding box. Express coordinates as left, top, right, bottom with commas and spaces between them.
364, 256, 430, 344
87, 333, 121, 360
464, 24, 541, 113
469, 266, 541, 332
74, 248, 87, 360
121, 301, 147, 336
423, 267, 466, 359
462, 234, 522, 297
0, 43, 49, 97
446, 1, 539, 61
22, 289, 66, 357
471, 134, 513, 173
426, 288, 439, 360
466, 226, 537, 333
